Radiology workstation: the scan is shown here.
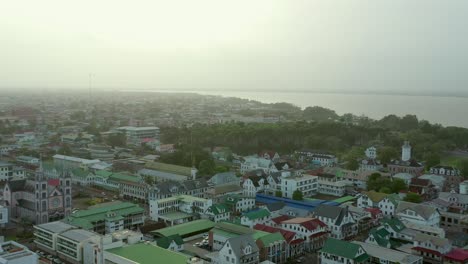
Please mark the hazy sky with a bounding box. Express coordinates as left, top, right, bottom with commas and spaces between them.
1, 0, 468, 94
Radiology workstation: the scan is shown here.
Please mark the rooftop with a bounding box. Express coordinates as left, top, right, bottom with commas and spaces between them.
35, 221, 75, 234
151, 219, 215, 238
106, 243, 189, 264
353, 241, 422, 264
59, 229, 98, 242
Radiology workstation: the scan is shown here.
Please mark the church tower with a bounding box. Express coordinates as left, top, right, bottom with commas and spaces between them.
35, 166, 49, 224
401, 141, 411, 162
60, 171, 72, 217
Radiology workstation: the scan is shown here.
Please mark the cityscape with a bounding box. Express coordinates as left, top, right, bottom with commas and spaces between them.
0, 91, 466, 264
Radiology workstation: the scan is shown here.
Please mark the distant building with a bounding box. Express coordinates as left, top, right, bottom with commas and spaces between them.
319, 238, 369, 264
312, 205, 357, 240
0, 161, 13, 181
0, 205, 8, 227
365, 146, 377, 159
388, 141, 424, 176
53, 154, 100, 170
115, 126, 160, 146
149, 195, 213, 225
396, 201, 440, 227
16, 155, 40, 166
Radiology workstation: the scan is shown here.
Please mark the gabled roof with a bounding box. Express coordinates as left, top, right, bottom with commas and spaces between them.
363, 191, 388, 203
271, 215, 290, 225
368, 228, 390, 248
281, 217, 327, 231
321, 238, 368, 260
444, 248, 468, 262
396, 201, 439, 220
313, 205, 351, 225
266, 202, 286, 212
381, 218, 406, 233
209, 204, 230, 215
253, 224, 296, 244
257, 232, 285, 246
156, 234, 184, 249
242, 209, 270, 220
226, 234, 259, 259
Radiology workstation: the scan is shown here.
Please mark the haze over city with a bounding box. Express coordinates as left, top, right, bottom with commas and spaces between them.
2, 0, 468, 96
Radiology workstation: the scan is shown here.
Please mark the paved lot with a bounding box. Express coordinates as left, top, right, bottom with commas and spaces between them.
184, 237, 212, 258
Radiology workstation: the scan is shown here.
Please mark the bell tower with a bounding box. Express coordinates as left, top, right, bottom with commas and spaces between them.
60, 171, 72, 217
35, 164, 49, 224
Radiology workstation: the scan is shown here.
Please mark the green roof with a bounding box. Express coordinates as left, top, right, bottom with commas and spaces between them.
386, 193, 401, 205
321, 238, 368, 261
381, 218, 406, 233
67, 202, 144, 229
145, 162, 192, 176
242, 209, 270, 220
369, 228, 390, 248
256, 232, 282, 244
365, 191, 388, 203
109, 172, 141, 183
212, 222, 252, 236
210, 204, 230, 215
106, 243, 189, 264
95, 170, 113, 178
151, 220, 215, 238
71, 168, 91, 179
156, 235, 184, 249
332, 196, 356, 204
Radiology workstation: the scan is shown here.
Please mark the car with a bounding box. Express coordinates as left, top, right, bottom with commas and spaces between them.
194, 242, 201, 247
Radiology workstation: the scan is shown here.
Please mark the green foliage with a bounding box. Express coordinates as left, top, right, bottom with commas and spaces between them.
70, 111, 86, 121
292, 190, 303, 201
424, 152, 441, 170
198, 159, 216, 176
57, 144, 72, 155
275, 190, 282, 197
106, 133, 127, 147
404, 192, 423, 203
456, 159, 468, 179
159, 144, 212, 168
303, 106, 339, 122
214, 166, 229, 173
346, 159, 359, 170
367, 173, 407, 193
378, 146, 399, 164
144, 175, 154, 185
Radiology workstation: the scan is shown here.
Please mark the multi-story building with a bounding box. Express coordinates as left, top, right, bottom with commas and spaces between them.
204, 204, 231, 223
55, 229, 101, 264
115, 126, 160, 146
16, 155, 40, 166
0, 161, 13, 181
310, 154, 337, 167
396, 201, 440, 227
149, 195, 213, 225
4, 169, 72, 224
439, 210, 468, 232
278, 174, 318, 199
223, 195, 256, 213
388, 142, 424, 176
53, 154, 100, 170
357, 191, 401, 216
353, 241, 423, 264
430, 165, 460, 177
67, 202, 145, 234
240, 209, 272, 228
0, 239, 39, 264
210, 234, 260, 264
88, 144, 115, 161
438, 192, 468, 212
317, 173, 349, 197
148, 179, 208, 200
280, 217, 328, 251
412, 233, 452, 264
240, 156, 277, 174
34, 221, 77, 255
0, 205, 8, 227
312, 205, 357, 240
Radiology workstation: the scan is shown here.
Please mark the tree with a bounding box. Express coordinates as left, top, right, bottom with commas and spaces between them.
292, 190, 303, 201
214, 166, 229, 173
367, 173, 391, 192
400, 115, 419, 131
378, 147, 399, 164
391, 179, 407, 193
144, 176, 154, 185
379, 187, 392, 194
70, 111, 86, 121
302, 106, 339, 122
275, 190, 282, 197
404, 192, 423, 203
456, 159, 468, 179
198, 159, 216, 176
107, 133, 127, 147
57, 144, 72, 155
346, 159, 359, 171
424, 152, 440, 170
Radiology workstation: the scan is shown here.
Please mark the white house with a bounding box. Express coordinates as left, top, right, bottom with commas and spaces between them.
311, 154, 337, 167
149, 195, 213, 226
312, 205, 357, 240
280, 217, 328, 251
317, 173, 349, 197
204, 204, 231, 223
319, 238, 368, 264
357, 191, 401, 216
412, 233, 452, 264
396, 201, 440, 227
240, 156, 277, 174
365, 147, 377, 159
210, 234, 260, 264
242, 176, 268, 197
240, 208, 271, 228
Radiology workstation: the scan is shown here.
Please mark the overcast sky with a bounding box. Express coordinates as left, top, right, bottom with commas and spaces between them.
1, 0, 468, 95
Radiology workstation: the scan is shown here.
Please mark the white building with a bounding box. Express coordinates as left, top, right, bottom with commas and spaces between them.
16, 156, 40, 165
56, 229, 101, 264
280, 218, 328, 251
210, 234, 260, 264
279, 174, 318, 199
0, 206, 8, 227
357, 191, 401, 216
53, 154, 101, 170
460, 180, 468, 195
242, 176, 268, 197
402, 141, 411, 162
311, 154, 337, 167
313, 205, 357, 240
0, 239, 38, 264
115, 126, 160, 146
240, 156, 277, 174
353, 241, 422, 264
317, 174, 349, 197
0, 161, 13, 181
240, 208, 271, 228
365, 147, 377, 159
396, 201, 440, 227
149, 195, 213, 225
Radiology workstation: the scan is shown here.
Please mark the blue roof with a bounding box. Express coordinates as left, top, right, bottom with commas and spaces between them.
255, 194, 339, 211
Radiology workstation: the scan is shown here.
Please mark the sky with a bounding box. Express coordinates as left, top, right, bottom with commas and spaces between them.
1, 0, 468, 95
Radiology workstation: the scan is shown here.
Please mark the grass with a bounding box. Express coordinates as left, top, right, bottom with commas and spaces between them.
441, 155, 467, 167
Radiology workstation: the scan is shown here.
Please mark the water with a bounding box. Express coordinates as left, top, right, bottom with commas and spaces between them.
131, 90, 468, 128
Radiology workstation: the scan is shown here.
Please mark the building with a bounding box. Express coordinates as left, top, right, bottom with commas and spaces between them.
138, 168, 188, 183
148, 179, 208, 200
67, 202, 145, 234
240, 209, 272, 228
105, 243, 191, 264
402, 141, 412, 161
149, 195, 213, 225
310, 154, 337, 167
353, 241, 423, 264
52, 154, 100, 170
280, 217, 328, 251
242, 175, 268, 197
208, 172, 240, 187
438, 192, 468, 212
439, 210, 468, 232
430, 165, 460, 177
254, 224, 304, 259
151, 219, 215, 240
255, 232, 286, 264
396, 201, 440, 227
461, 180, 468, 195
278, 174, 318, 199
443, 248, 468, 264
88, 144, 115, 161
365, 147, 377, 159
3, 169, 72, 224
387, 141, 424, 176
224, 195, 256, 213
210, 234, 260, 264
240, 156, 277, 174
409, 178, 438, 200
317, 173, 348, 197
0, 206, 8, 227
359, 158, 383, 172
357, 191, 401, 216
115, 126, 160, 146
0, 239, 38, 264
155, 234, 184, 252
319, 238, 369, 264
412, 232, 452, 264
16, 156, 40, 166
204, 204, 231, 223
55, 229, 101, 264
312, 205, 357, 240
0, 161, 13, 181
393, 173, 415, 185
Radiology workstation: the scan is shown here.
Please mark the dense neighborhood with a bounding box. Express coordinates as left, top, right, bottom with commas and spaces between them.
0, 92, 467, 264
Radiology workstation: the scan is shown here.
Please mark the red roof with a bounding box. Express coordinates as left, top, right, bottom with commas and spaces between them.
290, 238, 304, 245
301, 219, 327, 231
310, 231, 328, 239
412, 247, 442, 257
254, 224, 297, 244
48, 179, 60, 186
410, 178, 431, 187
444, 249, 468, 261
364, 208, 382, 218
272, 215, 290, 224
